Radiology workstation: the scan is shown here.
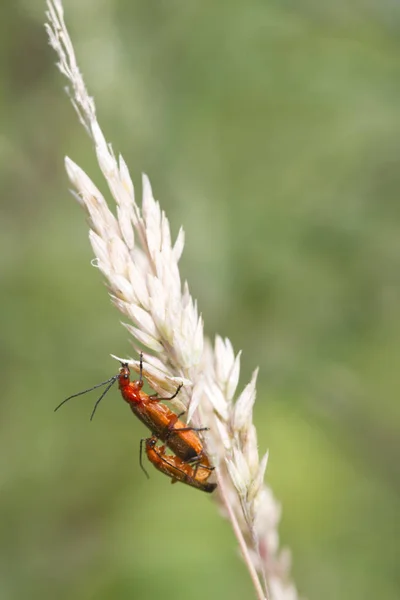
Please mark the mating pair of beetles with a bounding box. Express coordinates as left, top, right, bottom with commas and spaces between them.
55, 354, 217, 493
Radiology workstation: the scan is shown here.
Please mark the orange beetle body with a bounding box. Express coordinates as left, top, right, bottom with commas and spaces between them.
143, 436, 217, 494
118, 363, 210, 467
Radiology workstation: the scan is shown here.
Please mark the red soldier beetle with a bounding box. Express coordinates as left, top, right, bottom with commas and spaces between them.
140, 435, 217, 494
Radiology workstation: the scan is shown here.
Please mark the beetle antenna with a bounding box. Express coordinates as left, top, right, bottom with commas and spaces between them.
139, 351, 143, 383
89, 377, 118, 421
55, 374, 118, 413
139, 438, 150, 479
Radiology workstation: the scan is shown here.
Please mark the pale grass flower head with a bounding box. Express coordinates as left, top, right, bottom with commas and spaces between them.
46, 2, 301, 599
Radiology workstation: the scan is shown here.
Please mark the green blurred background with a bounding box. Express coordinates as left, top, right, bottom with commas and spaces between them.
1, 1, 400, 598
